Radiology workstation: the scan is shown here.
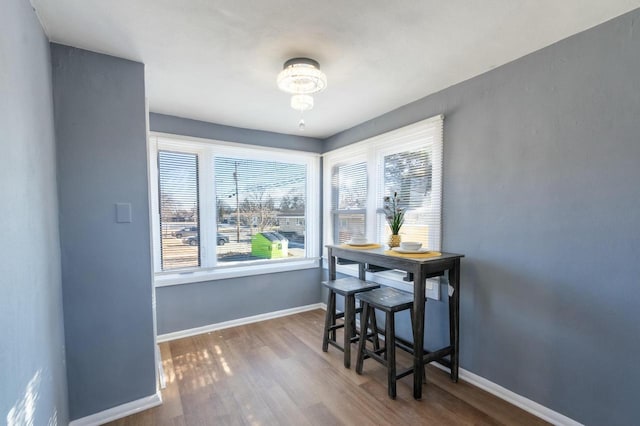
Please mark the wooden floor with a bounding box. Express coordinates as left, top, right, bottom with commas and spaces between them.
108, 309, 548, 426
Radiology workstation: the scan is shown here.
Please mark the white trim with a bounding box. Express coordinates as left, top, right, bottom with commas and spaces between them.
151, 301, 581, 426
144, 85, 161, 397
148, 135, 162, 273
431, 364, 582, 426
155, 258, 320, 287
156, 344, 166, 389
157, 303, 324, 342
69, 391, 162, 426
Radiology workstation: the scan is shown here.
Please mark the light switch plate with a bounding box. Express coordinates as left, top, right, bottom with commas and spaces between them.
116, 203, 132, 223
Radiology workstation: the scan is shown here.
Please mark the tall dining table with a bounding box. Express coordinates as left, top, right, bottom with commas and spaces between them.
326, 244, 464, 399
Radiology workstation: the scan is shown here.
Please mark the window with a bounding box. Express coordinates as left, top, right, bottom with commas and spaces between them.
323, 115, 443, 297
331, 161, 367, 243
158, 151, 200, 270
150, 134, 320, 285
376, 145, 441, 250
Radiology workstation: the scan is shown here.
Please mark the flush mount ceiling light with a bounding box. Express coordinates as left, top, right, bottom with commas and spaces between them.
277, 57, 327, 131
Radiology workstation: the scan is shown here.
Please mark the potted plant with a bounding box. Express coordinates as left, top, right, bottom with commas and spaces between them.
382, 192, 405, 247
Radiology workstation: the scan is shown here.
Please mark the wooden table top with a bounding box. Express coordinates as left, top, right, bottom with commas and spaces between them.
326, 244, 464, 264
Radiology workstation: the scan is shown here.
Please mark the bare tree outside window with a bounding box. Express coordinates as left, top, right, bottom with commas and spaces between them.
214, 156, 307, 262
241, 188, 277, 232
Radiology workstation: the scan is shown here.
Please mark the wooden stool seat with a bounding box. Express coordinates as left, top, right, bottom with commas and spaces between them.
355, 286, 414, 312
322, 277, 381, 295
322, 277, 381, 368
356, 286, 424, 399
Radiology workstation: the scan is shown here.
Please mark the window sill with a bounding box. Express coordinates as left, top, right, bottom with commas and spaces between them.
155, 258, 320, 287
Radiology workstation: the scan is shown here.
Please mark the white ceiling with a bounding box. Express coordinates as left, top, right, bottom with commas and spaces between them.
33, 0, 640, 138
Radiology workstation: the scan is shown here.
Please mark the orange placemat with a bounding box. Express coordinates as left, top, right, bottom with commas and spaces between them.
340, 243, 382, 250
384, 250, 442, 258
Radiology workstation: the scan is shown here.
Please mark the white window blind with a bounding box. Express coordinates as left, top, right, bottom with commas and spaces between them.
331, 161, 367, 243
377, 145, 441, 250
158, 151, 200, 270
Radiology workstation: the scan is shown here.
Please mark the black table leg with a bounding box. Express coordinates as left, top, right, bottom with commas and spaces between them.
448, 259, 460, 382
412, 268, 426, 399
328, 248, 336, 280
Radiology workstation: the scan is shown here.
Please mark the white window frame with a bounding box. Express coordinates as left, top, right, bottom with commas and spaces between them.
149, 132, 321, 287
322, 115, 443, 299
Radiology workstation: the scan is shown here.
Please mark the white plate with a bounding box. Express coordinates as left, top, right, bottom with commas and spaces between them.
392, 247, 431, 254
347, 241, 371, 246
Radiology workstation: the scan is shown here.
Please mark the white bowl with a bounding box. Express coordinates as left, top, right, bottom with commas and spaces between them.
350, 238, 367, 244
400, 242, 422, 250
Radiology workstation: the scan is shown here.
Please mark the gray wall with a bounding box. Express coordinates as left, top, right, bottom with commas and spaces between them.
149, 114, 323, 335
325, 9, 640, 425
51, 45, 156, 420
0, 1, 68, 425
157, 269, 322, 334
150, 113, 324, 153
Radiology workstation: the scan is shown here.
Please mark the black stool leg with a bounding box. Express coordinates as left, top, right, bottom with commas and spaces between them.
370, 309, 380, 351
386, 311, 397, 399
330, 292, 337, 342
355, 302, 370, 375
322, 290, 336, 352
349, 294, 358, 340
344, 294, 355, 368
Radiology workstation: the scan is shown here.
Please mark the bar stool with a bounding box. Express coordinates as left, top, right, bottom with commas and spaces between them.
322, 277, 381, 368
355, 286, 424, 399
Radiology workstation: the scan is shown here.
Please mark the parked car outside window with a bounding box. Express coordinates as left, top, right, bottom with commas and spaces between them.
182, 233, 229, 246
172, 226, 198, 238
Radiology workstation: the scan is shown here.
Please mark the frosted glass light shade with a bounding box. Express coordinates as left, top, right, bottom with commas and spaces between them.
277, 58, 327, 94
291, 94, 314, 111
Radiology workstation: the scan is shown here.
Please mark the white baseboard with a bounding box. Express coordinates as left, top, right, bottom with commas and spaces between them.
157, 303, 324, 343
319, 301, 578, 425
431, 364, 582, 426
78, 303, 578, 426
69, 391, 162, 426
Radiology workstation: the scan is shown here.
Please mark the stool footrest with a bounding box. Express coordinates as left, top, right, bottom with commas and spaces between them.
372, 347, 386, 356
422, 346, 453, 364
362, 350, 388, 366
328, 323, 345, 332
396, 367, 415, 380
362, 332, 378, 340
